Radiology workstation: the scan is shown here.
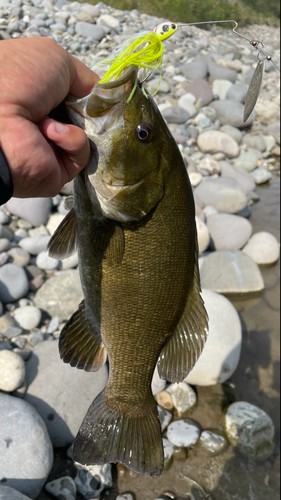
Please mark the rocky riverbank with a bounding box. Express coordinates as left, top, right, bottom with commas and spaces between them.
0, 1, 280, 499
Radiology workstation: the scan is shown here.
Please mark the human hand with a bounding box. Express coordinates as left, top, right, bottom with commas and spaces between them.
0, 37, 99, 198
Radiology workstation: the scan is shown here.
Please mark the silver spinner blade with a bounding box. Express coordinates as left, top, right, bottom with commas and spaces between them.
244, 60, 264, 123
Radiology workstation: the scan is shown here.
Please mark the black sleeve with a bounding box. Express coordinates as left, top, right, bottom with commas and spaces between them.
0, 147, 14, 205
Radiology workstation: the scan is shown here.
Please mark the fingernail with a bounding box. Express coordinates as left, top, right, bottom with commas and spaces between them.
54, 122, 68, 134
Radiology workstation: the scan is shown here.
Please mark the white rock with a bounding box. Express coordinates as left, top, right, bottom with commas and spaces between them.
212, 79, 233, 100
225, 402, 275, 461
152, 366, 167, 395
0, 350, 25, 392
203, 206, 218, 217
45, 477, 76, 500
242, 232, 280, 265
166, 382, 197, 417
197, 131, 239, 159
14, 306, 42, 331
0, 485, 32, 500
99, 14, 120, 28
36, 251, 60, 271
19, 236, 50, 255
206, 213, 253, 250
74, 463, 112, 499
157, 405, 173, 432
199, 157, 221, 175
250, 167, 272, 184
46, 213, 65, 235
59, 252, 79, 270
185, 289, 242, 386
0, 264, 29, 304
189, 172, 203, 187
162, 437, 176, 468
196, 216, 210, 254
200, 430, 227, 454
177, 94, 197, 117
167, 419, 201, 448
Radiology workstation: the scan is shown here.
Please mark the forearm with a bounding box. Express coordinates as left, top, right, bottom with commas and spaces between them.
0, 147, 13, 205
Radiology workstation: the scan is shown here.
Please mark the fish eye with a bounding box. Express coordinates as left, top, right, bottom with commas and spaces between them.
136, 123, 153, 144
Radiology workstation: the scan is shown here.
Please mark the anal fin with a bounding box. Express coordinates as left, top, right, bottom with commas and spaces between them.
48, 208, 78, 259
59, 301, 107, 372
157, 239, 209, 383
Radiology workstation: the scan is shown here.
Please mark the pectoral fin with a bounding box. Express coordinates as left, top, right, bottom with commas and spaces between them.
48, 208, 78, 259
59, 300, 107, 372
157, 240, 208, 383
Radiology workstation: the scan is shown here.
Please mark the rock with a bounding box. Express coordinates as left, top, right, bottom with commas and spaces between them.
177, 94, 197, 117
224, 402, 275, 461
199, 157, 221, 175
74, 463, 112, 499
116, 494, 134, 500
0, 224, 14, 241
219, 161, 256, 193
226, 83, 248, 103
75, 22, 105, 41
166, 382, 197, 417
199, 430, 227, 454
194, 177, 248, 214
0, 252, 9, 267
162, 106, 189, 124
185, 290, 242, 385
243, 232, 280, 265
155, 390, 174, 411
263, 135, 276, 152
152, 366, 167, 395
5, 198, 52, 227
220, 125, 242, 144
264, 121, 280, 145
157, 405, 173, 432
189, 172, 202, 187
199, 250, 265, 296
212, 80, 233, 100
195, 216, 210, 254
99, 14, 120, 28
46, 213, 65, 235
36, 251, 60, 271
47, 316, 60, 334
45, 477, 76, 500
162, 438, 176, 469
208, 60, 237, 83
59, 253, 79, 270
34, 270, 83, 321
233, 151, 258, 173
0, 393, 53, 499
250, 167, 272, 184
14, 306, 42, 330
60, 181, 74, 196
167, 419, 201, 447
146, 78, 170, 94
255, 98, 280, 125
2, 325, 22, 339
0, 238, 10, 252
24, 340, 108, 447
7, 248, 30, 267
0, 486, 33, 500
210, 100, 256, 129
242, 134, 267, 152
80, 3, 100, 17
0, 210, 10, 224
0, 264, 29, 304
0, 313, 16, 333
186, 79, 214, 106
206, 213, 252, 250
197, 131, 239, 158
180, 58, 209, 80
0, 350, 25, 392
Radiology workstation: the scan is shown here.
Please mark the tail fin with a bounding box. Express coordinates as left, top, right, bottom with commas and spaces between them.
73, 391, 164, 477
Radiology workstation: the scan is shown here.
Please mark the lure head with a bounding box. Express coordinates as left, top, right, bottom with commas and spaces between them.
154, 22, 178, 41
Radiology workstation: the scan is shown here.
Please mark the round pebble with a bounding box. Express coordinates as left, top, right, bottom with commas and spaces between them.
14, 306, 42, 331
7, 248, 30, 267
243, 232, 280, 265
0, 264, 29, 304
36, 251, 60, 271
0, 350, 26, 392
198, 131, 239, 158
19, 236, 51, 255
200, 430, 227, 454
195, 217, 210, 254
166, 382, 197, 417
167, 419, 201, 448
206, 213, 253, 250
45, 477, 76, 500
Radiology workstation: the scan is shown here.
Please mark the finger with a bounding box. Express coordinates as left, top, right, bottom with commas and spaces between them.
69, 55, 100, 97
40, 118, 91, 174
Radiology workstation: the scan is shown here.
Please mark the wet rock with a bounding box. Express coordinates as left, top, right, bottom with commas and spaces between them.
195, 217, 210, 254
0, 264, 29, 304
210, 100, 256, 129
242, 232, 280, 265
166, 382, 197, 417
0, 349, 25, 392
219, 161, 256, 193
167, 419, 201, 447
226, 83, 248, 103
212, 79, 233, 100
199, 430, 228, 454
45, 476, 76, 500
0, 486, 32, 500
6, 198, 52, 227
200, 250, 264, 295
194, 177, 248, 214
185, 289, 242, 385
24, 340, 108, 447
186, 79, 214, 106
74, 463, 112, 499
34, 270, 83, 321
208, 60, 237, 83
224, 402, 275, 461
206, 213, 252, 250
14, 306, 42, 330
250, 167, 272, 184
0, 393, 53, 499
197, 131, 239, 158
158, 405, 173, 432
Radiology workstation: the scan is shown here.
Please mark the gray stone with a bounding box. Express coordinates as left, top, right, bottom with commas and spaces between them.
208, 60, 237, 83
224, 402, 275, 461
7, 248, 30, 267
0, 224, 14, 241
226, 83, 248, 103
185, 289, 242, 386
76, 21, 105, 41
0, 210, 10, 224
0, 350, 25, 392
210, 100, 256, 129
264, 121, 280, 145
162, 106, 189, 124
194, 177, 248, 214
0, 238, 10, 252
6, 198, 52, 227
219, 161, 256, 193
27, 330, 44, 347
36, 251, 60, 271
180, 57, 209, 80
45, 476, 76, 500
2, 326, 23, 339
14, 229, 28, 242
47, 316, 60, 334
166, 382, 197, 417
242, 232, 280, 265
242, 134, 267, 152
152, 366, 167, 395
189, 172, 203, 187
14, 306, 42, 330
200, 250, 264, 295
263, 135, 276, 152
74, 463, 112, 499
116, 494, 134, 500
34, 270, 83, 321
0, 485, 32, 500
200, 430, 227, 454
220, 125, 242, 144
19, 236, 50, 255
162, 437, 176, 469
195, 216, 210, 254
0, 313, 16, 333
186, 79, 214, 106
146, 78, 170, 94
81, 3, 100, 17
233, 151, 258, 173
197, 131, 239, 159
99, 14, 120, 28
177, 95, 197, 118
0, 393, 53, 499
167, 419, 201, 448
157, 405, 173, 432
0, 264, 29, 304
212, 79, 233, 100
24, 340, 108, 447
206, 213, 252, 250
0, 252, 9, 267
250, 167, 272, 185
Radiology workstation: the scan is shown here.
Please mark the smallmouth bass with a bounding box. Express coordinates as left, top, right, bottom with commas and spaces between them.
49, 66, 208, 477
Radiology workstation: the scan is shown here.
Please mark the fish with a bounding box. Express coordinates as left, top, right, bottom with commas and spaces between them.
48, 65, 208, 477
